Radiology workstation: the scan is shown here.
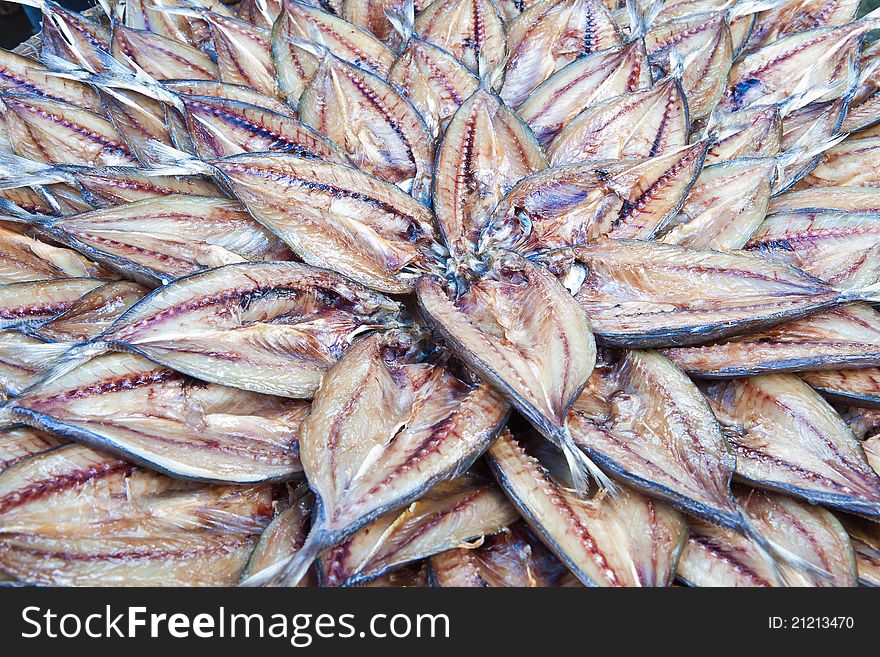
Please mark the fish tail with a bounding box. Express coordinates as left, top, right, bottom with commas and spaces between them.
848, 279, 880, 303
559, 427, 618, 498
728, 0, 784, 20
0, 151, 78, 189
240, 527, 327, 587
28, 341, 111, 391
141, 140, 217, 177
385, 0, 415, 43
0, 198, 48, 226
739, 514, 832, 586
625, 0, 663, 40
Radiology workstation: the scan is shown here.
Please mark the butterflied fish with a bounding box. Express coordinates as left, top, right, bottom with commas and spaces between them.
747, 209, 880, 289
539, 239, 880, 347
487, 427, 687, 586
837, 515, 880, 586
297, 47, 434, 202
342, 0, 427, 49
198, 151, 441, 293
0, 278, 107, 330
0, 280, 147, 396
0, 228, 110, 283
0, 48, 102, 113
432, 88, 547, 265
0, 352, 308, 483
769, 186, 880, 214
414, 0, 507, 77
6, 195, 294, 286
0, 443, 274, 585
745, 0, 861, 51
429, 521, 579, 586
1, 94, 137, 167
417, 253, 607, 493
500, 0, 621, 108
79, 261, 403, 398
546, 76, 689, 165
110, 23, 219, 81
163, 79, 296, 117
567, 350, 741, 529
387, 35, 480, 141
664, 303, 880, 377
486, 143, 707, 254
659, 157, 777, 249
796, 137, 880, 188
241, 329, 509, 586
320, 474, 517, 586
677, 487, 858, 587
702, 374, 880, 519
645, 12, 734, 120
178, 94, 351, 162
517, 41, 651, 145
35, 0, 111, 73
238, 0, 283, 28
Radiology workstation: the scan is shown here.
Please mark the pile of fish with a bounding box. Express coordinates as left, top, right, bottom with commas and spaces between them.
0, 0, 878, 587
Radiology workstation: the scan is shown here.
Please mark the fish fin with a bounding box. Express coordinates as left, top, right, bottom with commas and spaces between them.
847, 279, 880, 303
625, 0, 663, 40
140, 140, 217, 177
240, 527, 327, 587
559, 427, 618, 498
739, 515, 833, 586
0, 151, 79, 189
728, 0, 784, 19
20, 341, 111, 394
0, 198, 51, 227
774, 127, 848, 185
385, 0, 415, 43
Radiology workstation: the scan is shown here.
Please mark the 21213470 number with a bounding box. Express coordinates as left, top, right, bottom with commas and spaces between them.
769, 617, 854, 630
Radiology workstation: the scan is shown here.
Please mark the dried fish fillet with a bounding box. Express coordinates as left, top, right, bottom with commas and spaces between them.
677, 487, 857, 587
0, 49, 102, 113
703, 374, 880, 519
797, 137, 880, 188
110, 23, 219, 81
0, 352, 308, 483
414, 0, 507, 76
838, 515, 880, 586
91, 261, 403, 398
664, 303, 880, 377
769, 186, 880, 214
0, 426, 66, 473
0, 278, 106, 330
541, 240, 870, 348
430, 521, 578, 587
0, 444, 274, 585
0, 227, 110, 283
320, 474, 517, 586
801, 368, 880, 409
242, 330, 509, 586
488, 428, 687, 586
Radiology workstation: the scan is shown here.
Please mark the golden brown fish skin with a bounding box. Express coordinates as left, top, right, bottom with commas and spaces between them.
500, 0, 621, 108
703, 374, 880, 520
0, 444, 275, 586
432, 88, 547, 263
678, 487, 858, 587
110, 23, 219, 82
541, 240, 855, 348
429, 521, 578, 587
801, 368, 880, 409
660, 157, 777, 250
645, 12, 734, 121
664, 303, 880, 377
388, 37, 480, 141
298, 51, 434, 202
320, 475, 517, 586
247, 329, 510, 586
2, 352, 308, 483
517, 41, 652, 146
547, 77, 688, 165
414, 0, 507, 76
211, 152, 441, 294
1, 94, 137, 167
0, 49, 103, 114
746, 210, 880, 289
488, 145, 706, 254
568, 350, 741, 529
487, 428, 687, 587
